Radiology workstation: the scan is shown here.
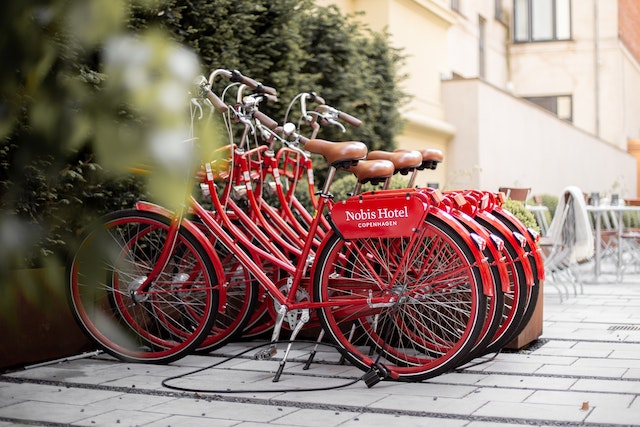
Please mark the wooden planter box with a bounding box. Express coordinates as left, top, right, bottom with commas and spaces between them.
506, 280, 544, 349
0, 267, 94, 371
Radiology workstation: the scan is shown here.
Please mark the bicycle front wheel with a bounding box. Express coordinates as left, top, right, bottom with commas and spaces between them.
67, 210, 219, 363
313, 214, 486, 382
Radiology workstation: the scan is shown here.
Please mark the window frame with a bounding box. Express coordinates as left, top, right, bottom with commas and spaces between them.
524, 94, 573, 122
479, 16, 487, 79
495, 0, 504, 21
513, 0, 572, 43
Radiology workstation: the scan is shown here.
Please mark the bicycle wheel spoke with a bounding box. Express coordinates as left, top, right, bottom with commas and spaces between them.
68, 210, 218, 363
314, 214, 486, 381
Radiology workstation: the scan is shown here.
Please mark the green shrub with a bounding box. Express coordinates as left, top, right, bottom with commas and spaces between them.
1, 0, 407, 272
530, 193, 557, 226
327, 172, 410, 201
502, 199, 540, 234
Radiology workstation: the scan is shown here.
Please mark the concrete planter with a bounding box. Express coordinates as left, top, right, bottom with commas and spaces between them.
0, 266, 94, 371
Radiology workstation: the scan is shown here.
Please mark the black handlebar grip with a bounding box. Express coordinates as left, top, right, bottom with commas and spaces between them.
338, 111, 362, 128
254, 111, 279, 130
230, 70, 277, 96
204, 88, 229, 113
259, 85, 278, 96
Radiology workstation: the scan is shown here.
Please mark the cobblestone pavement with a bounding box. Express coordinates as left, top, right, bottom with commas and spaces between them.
2, 269, 640, 426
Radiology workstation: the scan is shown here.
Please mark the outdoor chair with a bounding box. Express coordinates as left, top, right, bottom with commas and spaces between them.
498, 187, 531, 203
539, 186, 594, 302
605, 207, 640, 276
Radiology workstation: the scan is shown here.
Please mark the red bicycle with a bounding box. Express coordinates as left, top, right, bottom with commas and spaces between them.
67, 69, 493, 385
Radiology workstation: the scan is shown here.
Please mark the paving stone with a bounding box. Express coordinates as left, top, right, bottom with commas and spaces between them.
571, 378, 640, 394
525, 389, 635, 408
373, 381, 477, 398
70, 408, 169, 426
145, 397, 298, 423
341, 411, 468, 427
571, 355, 640, 370
430, 371, 488, 386
472, 401, 588, 423
4, 277, 640, 426
489, 352, 577, 366
82, 393, 176, 412
0, 401, 104, 424
464, 359, 543, 375
267, 407, 359, 427
143, 414, 238, 426
233, 423, 298, 427
465, 422, 530, 427
173, 353, 241, 368
463, 387, 534, 403
369, 394, 485, 416
101, 374, 169, 390
0, 382, 120, 406
585, 405, 640, 425
271, 387, 387, 408
623, 368, 640, 379
474, 373, 577, 390
535, 363, 628, 378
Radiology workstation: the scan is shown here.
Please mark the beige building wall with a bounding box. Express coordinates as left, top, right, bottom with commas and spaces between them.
443, 78, 636, 197
446, 1, 510, 89
316, 0, 456, 188
318, 0, 640, 197
508, 1, 640, 151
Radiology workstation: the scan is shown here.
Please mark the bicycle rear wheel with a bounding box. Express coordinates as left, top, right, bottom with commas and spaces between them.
474, 213, 529, 353
489, 207, 542, 344
67, 210, 219, 363
190, 219, 259, 353
313, 214, 486, 382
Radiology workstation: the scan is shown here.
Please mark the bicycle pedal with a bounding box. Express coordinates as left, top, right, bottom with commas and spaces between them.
254, 346, 277, 360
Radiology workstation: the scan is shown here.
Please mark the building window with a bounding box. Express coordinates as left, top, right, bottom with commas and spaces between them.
451, 0, 461, 13
514, 0, 571, 42
495, 0, 504, 21
525, 94, 573, 122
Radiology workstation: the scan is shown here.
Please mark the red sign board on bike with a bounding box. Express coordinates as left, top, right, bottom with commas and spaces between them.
330, 191, 428, 239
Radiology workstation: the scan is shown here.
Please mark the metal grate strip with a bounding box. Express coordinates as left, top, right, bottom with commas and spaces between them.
608, 325, 640, 331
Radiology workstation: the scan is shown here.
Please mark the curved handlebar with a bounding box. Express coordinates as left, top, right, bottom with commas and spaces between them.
337, 110, 362, 128
229, 70, 277, 96
236, 84, 279, 106
274, 125, 310, 146
195, 75, 229, 113
302, 92, 326, 110
314, 105, 362, 128
254, 111, 279, 130
207, 68, 277, 96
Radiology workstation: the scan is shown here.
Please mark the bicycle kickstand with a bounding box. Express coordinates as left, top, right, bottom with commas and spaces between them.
303, 329, 325, 370
273, 309, 310, 382
255, 304, 289, 361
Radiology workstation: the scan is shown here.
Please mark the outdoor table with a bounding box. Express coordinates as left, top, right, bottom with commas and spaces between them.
526, 204, 549, 236
586, 204, 640, 281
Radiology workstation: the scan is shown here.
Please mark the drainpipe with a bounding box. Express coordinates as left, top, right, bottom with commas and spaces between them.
593, 0, 600, 138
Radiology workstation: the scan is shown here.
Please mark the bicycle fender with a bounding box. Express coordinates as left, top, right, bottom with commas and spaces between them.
493, 206, 545, 283
476, 210, 536, 287
134, 201, 227, 304
428, 207, 494, 297
450, 209, 509, 296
